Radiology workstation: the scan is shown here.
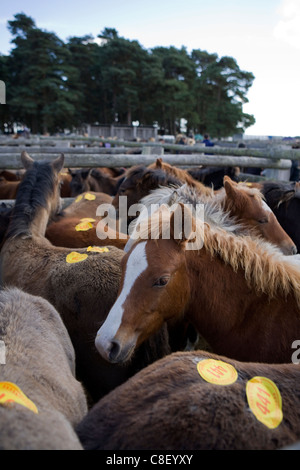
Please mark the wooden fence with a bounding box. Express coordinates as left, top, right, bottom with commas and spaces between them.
0, 136, 299, 171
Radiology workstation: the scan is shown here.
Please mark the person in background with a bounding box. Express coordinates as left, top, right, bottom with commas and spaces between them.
202, 133, 214, 147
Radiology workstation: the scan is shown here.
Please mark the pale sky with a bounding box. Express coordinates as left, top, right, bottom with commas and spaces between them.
0, 0, 299, 137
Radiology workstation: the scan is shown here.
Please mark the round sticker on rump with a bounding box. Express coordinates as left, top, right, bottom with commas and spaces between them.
197, 359, 238, 385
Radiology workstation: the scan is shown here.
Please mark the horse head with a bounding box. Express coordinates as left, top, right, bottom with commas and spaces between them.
95, 203, 194, 364
223, 176, 297, 255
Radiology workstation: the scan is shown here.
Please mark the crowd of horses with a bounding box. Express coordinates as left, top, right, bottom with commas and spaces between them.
0, 151, 300, 450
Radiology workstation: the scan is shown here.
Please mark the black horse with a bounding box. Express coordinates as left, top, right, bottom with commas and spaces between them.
261, 181, 300, 253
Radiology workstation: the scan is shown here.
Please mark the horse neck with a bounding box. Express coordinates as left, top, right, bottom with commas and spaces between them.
30, 206, 51, 238
184, 248, 259, 346
7, 204, 51, 241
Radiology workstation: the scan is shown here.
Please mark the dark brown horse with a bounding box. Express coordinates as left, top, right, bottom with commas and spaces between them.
261, 180, 300, 253
0, 152, 171, 403
0, 287, 87, 450
69, 168, 125, 196
76, 350, 300, 450
95, 203, 300, 365
148, 158, 213, 197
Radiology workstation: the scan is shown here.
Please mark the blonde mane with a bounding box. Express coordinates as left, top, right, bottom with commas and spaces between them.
132, 205, 300, 307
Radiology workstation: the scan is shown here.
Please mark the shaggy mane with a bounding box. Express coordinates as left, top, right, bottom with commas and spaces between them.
132, 204, 300, 307
5, 161, 58, 239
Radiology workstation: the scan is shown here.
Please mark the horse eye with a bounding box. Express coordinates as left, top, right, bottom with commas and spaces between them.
258, 218, 268, 224
153, 276, 170, 287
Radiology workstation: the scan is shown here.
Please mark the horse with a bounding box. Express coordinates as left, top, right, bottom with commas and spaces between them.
45, 215, 129, 249
260, 180, 300, 253
0, 178, 20, 199
60, 191, 113, 220
95, 203, 300, 365
0, 287, 87, 450
0, 151, 172, 403
59, 171, 72, 197
188, 165, 240, 190
148, 158, 213, 197
111, 165, 185, 227
76, 350, 300, 450
69, 168, 125, 196
125, 177, 297, 256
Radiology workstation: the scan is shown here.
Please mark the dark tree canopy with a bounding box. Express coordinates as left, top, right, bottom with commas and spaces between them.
0, 13, 255, 137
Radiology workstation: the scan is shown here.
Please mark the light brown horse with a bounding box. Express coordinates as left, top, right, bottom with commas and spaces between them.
148, 158, 213, 197
0, 151, 171, 403
0, 287, 87, 450
46, 215, 129, 249
61, 191, 113, 220
0, 177, 20, 199
76, 350, 300, 450
126, 177, 297, 256
95, 203, 300, 365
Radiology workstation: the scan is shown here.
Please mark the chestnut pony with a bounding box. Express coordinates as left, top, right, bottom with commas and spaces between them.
127, 177, 296, 256
95, 203, 300, 365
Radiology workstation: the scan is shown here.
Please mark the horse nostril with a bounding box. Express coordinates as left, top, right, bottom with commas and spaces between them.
108, 340, 121, 362
292, 245, 298, 255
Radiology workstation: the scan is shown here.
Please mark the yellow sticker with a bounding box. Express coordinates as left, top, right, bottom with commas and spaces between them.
246, 376, 283, 429
66, 252, 88, 263
197, 359, 238, 385
87, 246, 109, 253
75, 195, 83, 203
75, 221, 93, 231
80, 218, 96, 223
84, 193, 96, 201
0, 382, 38, 414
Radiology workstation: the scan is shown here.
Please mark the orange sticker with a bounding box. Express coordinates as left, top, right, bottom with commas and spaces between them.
0, 382, 38, 414
197, 359, 238, 385
246, 376, 283, 429
84, 193, 96, 201
75, 221, 93, 231
87, 246, 109, 253
80, 218, 96, 223
66, 252, 88, 263
75, 195, 83, 203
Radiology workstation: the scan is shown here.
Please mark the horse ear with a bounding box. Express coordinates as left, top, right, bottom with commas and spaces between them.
52, 154, 65, 174
170, 202, 195, 247
155, 158, 163, 168
224, 176, 238, 199
81, 168, 92, 180
21, 151, 34, 170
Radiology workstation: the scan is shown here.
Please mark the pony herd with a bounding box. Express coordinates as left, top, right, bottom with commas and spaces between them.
0, 151, 300, 450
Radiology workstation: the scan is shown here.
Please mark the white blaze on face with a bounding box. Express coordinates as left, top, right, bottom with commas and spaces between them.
95, 241, 148, 354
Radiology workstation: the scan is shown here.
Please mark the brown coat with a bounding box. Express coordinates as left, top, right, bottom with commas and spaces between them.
0, 287, 87, 450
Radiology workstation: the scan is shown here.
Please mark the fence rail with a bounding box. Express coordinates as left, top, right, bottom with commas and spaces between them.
0, 153, 292, 170
0, 136, 299, 170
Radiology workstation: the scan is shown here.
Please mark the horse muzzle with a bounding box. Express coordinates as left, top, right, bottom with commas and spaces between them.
95, 331, 137, 364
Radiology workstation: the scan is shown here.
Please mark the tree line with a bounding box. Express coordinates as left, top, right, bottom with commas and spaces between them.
0, 13, 256, 138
